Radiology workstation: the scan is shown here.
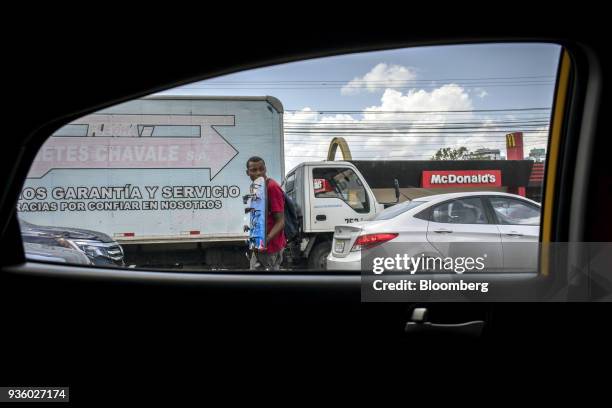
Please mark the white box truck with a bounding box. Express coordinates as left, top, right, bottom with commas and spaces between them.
17, 96, 394, 269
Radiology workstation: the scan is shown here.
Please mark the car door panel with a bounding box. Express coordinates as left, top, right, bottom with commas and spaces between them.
497, 224, 539, 272
426, 197, 504, 272
486, 196, 541, 273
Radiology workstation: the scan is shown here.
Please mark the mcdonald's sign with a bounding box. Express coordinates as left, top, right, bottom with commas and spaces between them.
506, 132, 524, 160
507, 133, 515, 148
506, 132, 523, 148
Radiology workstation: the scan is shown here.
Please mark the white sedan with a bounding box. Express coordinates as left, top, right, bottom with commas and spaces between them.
326, 192, 541, 272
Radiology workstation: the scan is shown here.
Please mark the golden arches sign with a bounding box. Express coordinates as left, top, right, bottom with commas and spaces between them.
327, 137, 353, 161
506, 132, 517, 148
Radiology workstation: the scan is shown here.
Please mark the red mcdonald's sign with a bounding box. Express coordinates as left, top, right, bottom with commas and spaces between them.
422, 170, 502, 188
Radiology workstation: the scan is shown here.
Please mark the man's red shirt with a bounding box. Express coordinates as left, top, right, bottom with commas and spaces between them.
265, 178, 286, 253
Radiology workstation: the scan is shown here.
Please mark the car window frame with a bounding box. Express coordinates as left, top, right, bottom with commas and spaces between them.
1, 38, 592, 293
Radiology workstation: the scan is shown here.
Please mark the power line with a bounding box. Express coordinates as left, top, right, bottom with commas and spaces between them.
285, 107, 551, 113
201, 75, 555, 83
284, 119, 551, 126
188, 82, 555, 86
285, 140, 550, 149
285, 140, 547, 147
284, 123, 550, 127
286, 154, 447, 159
285, 124, 549, 131
288, 135, 547, 138
286, 153, 548, 159
182, 83, 555, 90
286, 112, 553, 115
284, 118, 551, 125
285, 130, 548, 135
285, 141, 548, 151
286, 133, 548, 144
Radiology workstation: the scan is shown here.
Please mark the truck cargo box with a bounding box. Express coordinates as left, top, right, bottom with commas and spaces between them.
18, 96, 284, 244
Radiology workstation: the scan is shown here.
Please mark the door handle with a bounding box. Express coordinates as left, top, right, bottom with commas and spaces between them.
316, 214, 327, 221
505, 231, 523, 237
405, 321, 485, 337
404, 308, 484, 338
433, 228, 453, 233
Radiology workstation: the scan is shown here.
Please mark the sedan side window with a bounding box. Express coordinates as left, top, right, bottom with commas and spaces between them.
431, 197, 488, 224
488, 197, 540, 225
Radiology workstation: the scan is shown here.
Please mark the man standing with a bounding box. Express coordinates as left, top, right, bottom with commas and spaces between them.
246, 156, 286, 270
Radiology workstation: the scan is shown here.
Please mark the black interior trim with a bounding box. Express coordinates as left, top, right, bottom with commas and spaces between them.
2, 23, 611, 397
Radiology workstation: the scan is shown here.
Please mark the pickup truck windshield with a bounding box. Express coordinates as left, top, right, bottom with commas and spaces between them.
313, 167, 370, 213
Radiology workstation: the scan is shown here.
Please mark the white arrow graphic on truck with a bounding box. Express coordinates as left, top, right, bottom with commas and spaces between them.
27, 114, 238, 180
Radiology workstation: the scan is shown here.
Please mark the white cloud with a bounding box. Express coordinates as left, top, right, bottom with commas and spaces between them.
282, 84, 550, 173
473, 88, 488, 99
341, 63, 417, 95
284, 84, 483, 171
284, 107, 318, 123
364, 85, 473, 114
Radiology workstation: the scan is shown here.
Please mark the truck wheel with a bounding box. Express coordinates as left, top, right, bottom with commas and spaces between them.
308, 242, 331, 270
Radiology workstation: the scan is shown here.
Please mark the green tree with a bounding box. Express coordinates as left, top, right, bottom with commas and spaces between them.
431, 146, 469, 160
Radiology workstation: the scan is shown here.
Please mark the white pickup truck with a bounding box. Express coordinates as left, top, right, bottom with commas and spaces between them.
282, 161, 398, 268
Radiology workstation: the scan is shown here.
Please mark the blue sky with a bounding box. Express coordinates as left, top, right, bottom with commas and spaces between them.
157, 43, 561, 173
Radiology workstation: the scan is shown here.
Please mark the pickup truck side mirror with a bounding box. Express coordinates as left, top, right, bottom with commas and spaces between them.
394, 179, 400, 203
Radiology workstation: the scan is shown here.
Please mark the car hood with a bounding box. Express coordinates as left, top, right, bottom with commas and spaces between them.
20, 223, 115, 243
23, 242, 92, 265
